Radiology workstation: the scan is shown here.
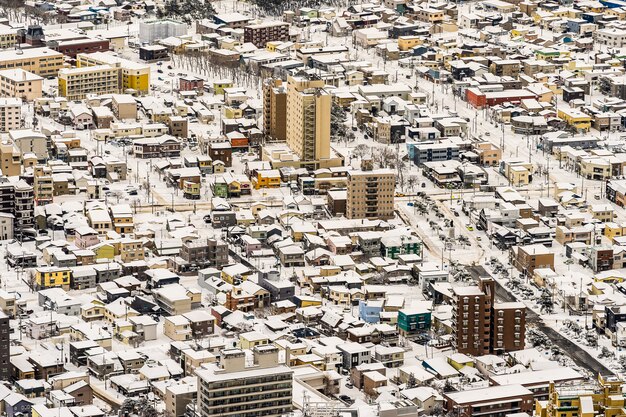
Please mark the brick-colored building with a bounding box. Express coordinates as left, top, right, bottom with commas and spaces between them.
451, 280, 492, 357
262, 78, 287, 141
511, 244, 555, 277
444, 385, 534, 417
179, 76, 204, 93
225, 287, 257, 312
491, 302, 525, 354
244, 21, 290, 48
466, 88, 537, 109
50, 38, 110, 59
452, 277, 526, 356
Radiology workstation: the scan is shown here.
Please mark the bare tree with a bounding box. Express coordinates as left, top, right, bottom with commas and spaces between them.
352, 144, 371, 159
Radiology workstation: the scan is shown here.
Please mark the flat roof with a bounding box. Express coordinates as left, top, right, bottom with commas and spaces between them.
446, 384, 533, 404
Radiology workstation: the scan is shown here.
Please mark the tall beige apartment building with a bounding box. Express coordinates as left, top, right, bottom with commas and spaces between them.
58, 65, 121, 101
0, 141, 21, 177
0, 98, 22, 133
33, 165, 53, 205
347, 168, 396, 220
286, 74, 331, 167
196, 346, 293, 417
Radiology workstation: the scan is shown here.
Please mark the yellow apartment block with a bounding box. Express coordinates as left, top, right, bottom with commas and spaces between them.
398, 36, 424, 51
535, 375, 624, 417
557, 108, 591, 132
77, 51, 150, 93
35, 267, 71, 290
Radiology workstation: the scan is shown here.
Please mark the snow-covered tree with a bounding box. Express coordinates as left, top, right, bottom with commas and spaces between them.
537, 289, 554, 314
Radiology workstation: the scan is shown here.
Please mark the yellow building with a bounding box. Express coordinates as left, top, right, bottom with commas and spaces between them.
447, 353, 474, 370
58, 65, 121, 101
112, 320, 140, 345
536, 375, 624, 417
509, 165, 531, 185
594, 273, 625, 285
286, 74, 331, 167
254, 169, 281, 189
502, 161, 534, 186
77, 51, 150, 94
398, 36, 424, 51
590, 204, 614, 222
296, 295, 323, 308
221, 264, 253, 284
240, 331, 269, 349
557, 108, 591, 132
274, 340, 307, 367
579, 157, 610, 180
35, 267, 71, 290
81, 300, 105, 322
213, 79, 232, 95
103, 300, 139, 323
565, 60, 593, 76
183, 181, 200, 199
92, 243, 115, 260
0, 141, 22, 176
0, 47, 64, 77
120, 238, 144, 263
223, 106, 243, 119
0, 26, 17, 49
111, 122, 142, 137
33, 165, 54, 204
605, 222, 625, 240
110, 205, 134, 234
164, 315, 192, 341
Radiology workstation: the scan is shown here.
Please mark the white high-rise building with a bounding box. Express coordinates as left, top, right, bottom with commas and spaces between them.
139, 19, 187, 44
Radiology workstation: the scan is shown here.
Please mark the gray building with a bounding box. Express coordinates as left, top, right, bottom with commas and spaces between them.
0, 311, 8, 381
258, 270, 295, 302
93, 262, 122, 283
180, 238, 228, 268
541, 136, 600, 153
196, 347, 293, 417
70, 266, 97, 290
409, 142, 460, 166
0, 177, 34, 234
211, 211, 237, 229
338, 342, 371, 370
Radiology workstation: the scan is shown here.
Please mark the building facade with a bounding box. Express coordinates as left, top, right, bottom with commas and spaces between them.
58, 65, 121, 101
346, 169, 395, 220
0, 98, 21, 133
244, 22, 290, 48
196, 347, 293, 417
263, 78, 287, 141
286, 74, 331, 167
0, 48, 64, 77
0, 69, 43, 101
